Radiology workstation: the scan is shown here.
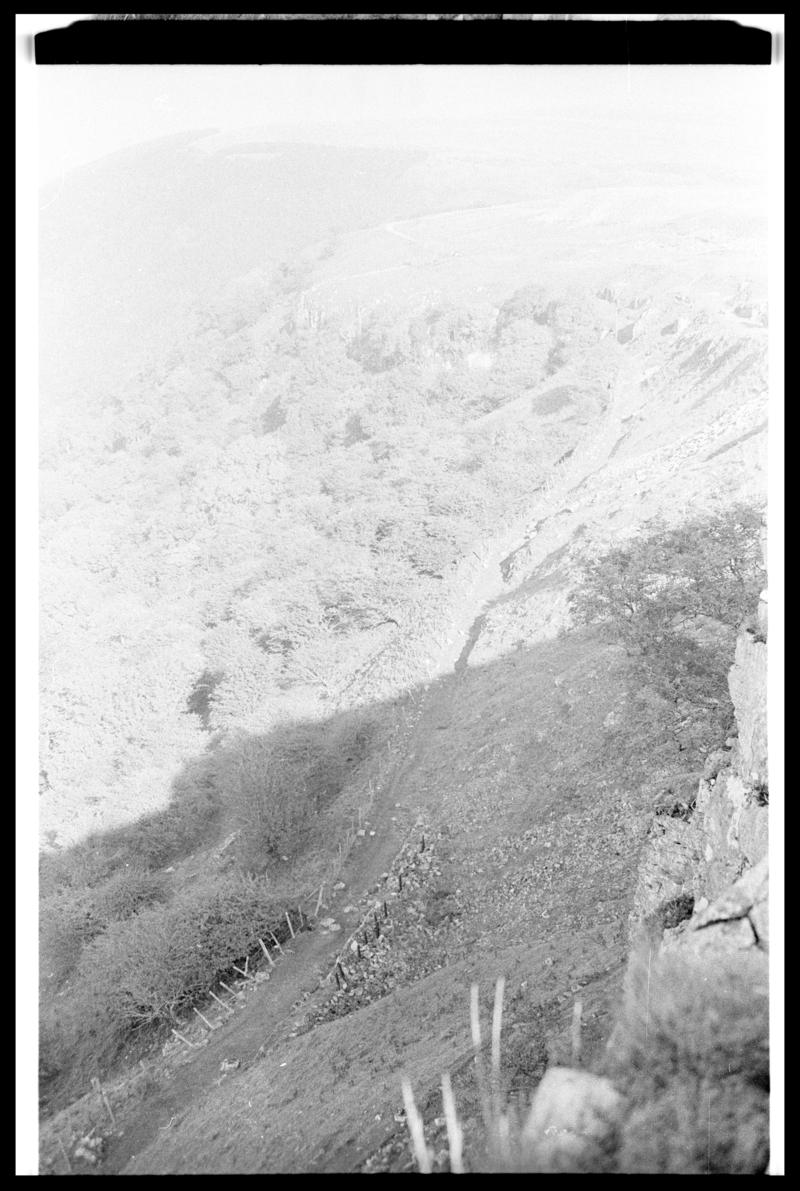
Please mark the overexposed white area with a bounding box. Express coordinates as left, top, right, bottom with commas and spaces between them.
39, 61, 771, 185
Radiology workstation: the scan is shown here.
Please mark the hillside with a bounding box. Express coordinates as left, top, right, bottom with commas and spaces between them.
39, 131, 766, 852
38, 113, 769, 1173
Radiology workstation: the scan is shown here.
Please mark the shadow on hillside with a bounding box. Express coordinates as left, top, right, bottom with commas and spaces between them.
38, 683, 419, 1116
39, 697, 398, 902
39, 615, 723, 969
39, 621, 729, 1119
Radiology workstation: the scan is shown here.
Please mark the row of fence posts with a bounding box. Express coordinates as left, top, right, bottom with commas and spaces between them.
64, 903, 308, 1159
168, 906, 305, 1050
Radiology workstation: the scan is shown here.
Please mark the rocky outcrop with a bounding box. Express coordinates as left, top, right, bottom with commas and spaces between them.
533, 572, 769, 1173
630, 583, 768, 937
695, 767, 768, 898
629, 817, 701, 935
607, 579, 770, 1173
662, 855, 768, 960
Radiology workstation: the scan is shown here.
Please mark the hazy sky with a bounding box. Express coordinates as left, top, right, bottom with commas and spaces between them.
38, 62, 771, 185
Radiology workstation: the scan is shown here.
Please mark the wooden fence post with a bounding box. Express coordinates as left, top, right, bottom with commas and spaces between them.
91, 1076, 116, 1126
209, 989, 235, 1015
170, 1028, 197, 1051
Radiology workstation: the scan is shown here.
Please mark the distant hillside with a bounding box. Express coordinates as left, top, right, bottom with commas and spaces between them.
41, 132, 586, 406
40, 134, 427, 401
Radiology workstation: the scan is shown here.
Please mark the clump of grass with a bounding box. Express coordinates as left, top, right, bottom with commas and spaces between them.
90, 865, 170, 923
39, 892, 100, 987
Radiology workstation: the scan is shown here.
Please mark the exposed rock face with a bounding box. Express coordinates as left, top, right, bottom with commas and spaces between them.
603, 587, 769, 1173
631, 586, 768, 937
661, 857, 768, 965
629, 818, 701, 936
695, 769, 767, 897
727, 630, 768, 787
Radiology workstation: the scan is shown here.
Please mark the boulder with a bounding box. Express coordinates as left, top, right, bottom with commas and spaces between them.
521, 1067, 625, 1169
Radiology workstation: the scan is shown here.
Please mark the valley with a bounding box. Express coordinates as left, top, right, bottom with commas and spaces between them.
37, 87, 769, 1173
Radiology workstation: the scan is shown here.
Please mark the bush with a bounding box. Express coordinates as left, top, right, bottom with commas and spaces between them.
223, 733, 318, 870
80, 873, 288, 1029
222, 712, 380, 873
40, 873, 293, 1111
570, 507, 763, 651
569, 506, 763, 760
606, 945, 769, 1173
40, 892, 101, 986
